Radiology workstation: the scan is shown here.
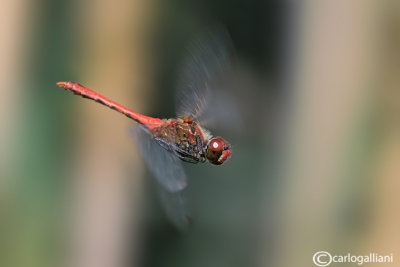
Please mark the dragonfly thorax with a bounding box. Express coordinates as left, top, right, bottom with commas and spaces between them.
150, 119, 211, 163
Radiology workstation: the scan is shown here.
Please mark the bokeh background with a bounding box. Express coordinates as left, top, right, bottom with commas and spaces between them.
1, 1, 399, 267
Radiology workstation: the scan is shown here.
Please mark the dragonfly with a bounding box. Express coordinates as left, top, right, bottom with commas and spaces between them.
57, 81, 231, 164
57, 29, 233, 228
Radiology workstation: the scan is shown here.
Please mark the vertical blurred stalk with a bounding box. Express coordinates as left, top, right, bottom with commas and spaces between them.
0, 0, 32, 264
268, 2, 380, 267
67, 1, 155, 267
365, 2, 400, 258
0, 0, 31, 193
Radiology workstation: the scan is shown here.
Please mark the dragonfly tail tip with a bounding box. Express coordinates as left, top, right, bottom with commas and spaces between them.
56, 81, 67, 89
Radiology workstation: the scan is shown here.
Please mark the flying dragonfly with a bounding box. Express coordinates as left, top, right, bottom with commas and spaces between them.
57, 28, 233, 228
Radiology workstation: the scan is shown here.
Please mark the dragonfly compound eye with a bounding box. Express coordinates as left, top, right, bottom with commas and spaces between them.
206, 137, 231, 165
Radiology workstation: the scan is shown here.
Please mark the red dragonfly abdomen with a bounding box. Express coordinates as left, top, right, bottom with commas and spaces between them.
57, 82, 164, 127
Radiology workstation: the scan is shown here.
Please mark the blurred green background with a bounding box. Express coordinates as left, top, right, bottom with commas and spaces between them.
1, 1, 400, 267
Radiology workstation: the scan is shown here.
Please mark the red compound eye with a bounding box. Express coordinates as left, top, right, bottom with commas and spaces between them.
206, 137, 231, 165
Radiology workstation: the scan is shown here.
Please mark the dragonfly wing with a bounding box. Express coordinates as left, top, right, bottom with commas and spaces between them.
176, 27, 234, 122
156, 185, 192, 230
130, 125, 187, 193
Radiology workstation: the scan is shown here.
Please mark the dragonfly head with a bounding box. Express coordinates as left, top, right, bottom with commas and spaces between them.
206, 137, 231, 165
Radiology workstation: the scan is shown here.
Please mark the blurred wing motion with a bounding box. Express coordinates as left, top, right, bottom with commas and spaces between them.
130, 27, 235, 228
131, 125, 191, 228
131, 125, 187, 193
176, 27, 234, 123
156, 185, 192, 230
